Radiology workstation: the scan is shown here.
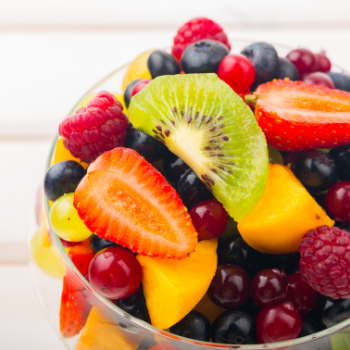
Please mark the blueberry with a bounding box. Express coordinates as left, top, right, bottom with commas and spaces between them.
242, 297, 262, 316
90, 234, 120, 254
329, 144, 350, 180
241, 42, 278, 89
170, 311, 211, 341
299, 315, 326, 337
177, 170, 211, 209
124, 79, 142, 109
163, 153, 190, 184
147, 50, 180, 78
181, 40, 229, 74
335, 221, 350, 233
125, 126, 169, 163
212, 310, 256, 344
115, 287, 151, 323
326, 72, 350, 92
315, 296, 350, 328
258, 252, 301, 275
44, 160, 86, 201
295, 149, 339, 191
276, 57, 299, 81
218, 236, 259, 273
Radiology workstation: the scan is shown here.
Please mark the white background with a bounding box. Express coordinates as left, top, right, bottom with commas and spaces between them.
1, 0, 350, 349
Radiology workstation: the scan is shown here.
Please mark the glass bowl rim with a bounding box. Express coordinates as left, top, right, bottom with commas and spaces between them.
45, 38, 350, 349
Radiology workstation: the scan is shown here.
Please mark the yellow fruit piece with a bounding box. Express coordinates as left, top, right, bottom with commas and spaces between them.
50, 138, 88, 169
137, 239, 218, 330
30, 229, 65, 279
194, 293, 227, 324
122, 50, 153, 91
75, 306, 141, 350
238, 164, 334, 254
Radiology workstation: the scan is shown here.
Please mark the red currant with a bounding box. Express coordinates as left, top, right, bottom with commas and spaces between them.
286, 272, 317, 315
60, 237, 80, 248
88, 247, 142, 299
302, 72, 334, 89
286, 48, 316, 76
326, 181, 350, 222
256, 301, 302, 343
189, 200, 228, 240
251, 269, 287, 307
207, 264, 251, 309
315, 51, 331, 73
131, 79, 152, 97
218, 54, 255, 92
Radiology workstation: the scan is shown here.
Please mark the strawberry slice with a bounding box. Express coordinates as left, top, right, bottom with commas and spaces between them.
68, 237, 94, 276
247, 79, 350, 151
60, 239, 94, 337
60, 271, 92, 338
74, 147, 197, 259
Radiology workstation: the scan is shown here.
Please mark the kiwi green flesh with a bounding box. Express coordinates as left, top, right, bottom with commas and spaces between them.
127, 74, 268, 222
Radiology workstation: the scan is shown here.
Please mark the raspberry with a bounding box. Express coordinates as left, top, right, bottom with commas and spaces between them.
172, 18, 231, 61
299, 225, 350, 299
59, 91, 128, 163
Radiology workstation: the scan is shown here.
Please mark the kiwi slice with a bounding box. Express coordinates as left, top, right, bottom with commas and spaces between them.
128, 74, 268, 221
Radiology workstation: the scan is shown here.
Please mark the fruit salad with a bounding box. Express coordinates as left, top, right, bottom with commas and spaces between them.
32, 17, 350, 349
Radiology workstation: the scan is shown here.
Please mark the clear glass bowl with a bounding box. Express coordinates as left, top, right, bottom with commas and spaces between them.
29, 39, 350, 350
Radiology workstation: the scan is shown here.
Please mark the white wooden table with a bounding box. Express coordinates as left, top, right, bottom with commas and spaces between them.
2, 13, 350, 349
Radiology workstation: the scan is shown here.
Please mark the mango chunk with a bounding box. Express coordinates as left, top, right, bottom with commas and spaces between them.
238, 164, 334, 254
75, 306, 141, 350
137, 239, 218, 330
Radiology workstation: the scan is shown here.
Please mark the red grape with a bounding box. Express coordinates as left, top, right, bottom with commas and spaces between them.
251, 269, 287, 307
302, 72, 334, 89
88, 247, 142, 299
325, 181, 350, 222
286, 272, 317, 315
131, 79, 152, 97
315, 51, 331, 72
207, 264, 251, 309
286, 48, 316, 75
256, 301, 302, 343
218, 54, 255, 92
189, 200, 228, 240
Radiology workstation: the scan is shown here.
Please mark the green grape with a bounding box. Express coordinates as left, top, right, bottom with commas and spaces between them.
50, 193, 92, 242
268, 145, 283, 165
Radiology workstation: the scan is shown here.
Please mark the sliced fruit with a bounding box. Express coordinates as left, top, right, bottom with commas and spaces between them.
68, 237, 94, 276
137, 239, 218, 329
122, 50, 153, 91
50, 138, 88, 169
238, 164, 334, 254
30, 229, 65, 279
60, 270, 92, 337
76, 306, 141, 350
128, 74, 268, 222
247, 79, 350, 151
74, 147, 197, 259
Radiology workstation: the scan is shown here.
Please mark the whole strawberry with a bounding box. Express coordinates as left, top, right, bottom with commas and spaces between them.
172, 17, 231, 61
299, 225, 350, 299
59, 91, 128, 163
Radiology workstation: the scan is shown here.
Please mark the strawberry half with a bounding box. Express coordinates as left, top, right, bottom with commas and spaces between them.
60, 239, 94, 337
74, 147, 198, 259
247, 79, 350, 151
